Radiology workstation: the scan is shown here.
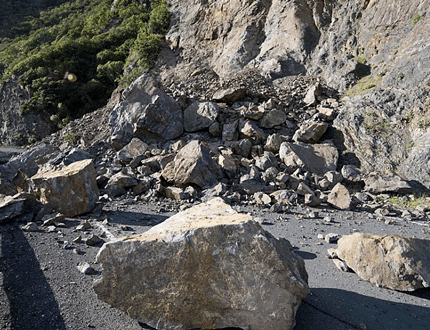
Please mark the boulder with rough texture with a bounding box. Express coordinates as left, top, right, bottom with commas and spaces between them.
94, 198, 309, 330
109, 75, 183, 149
161, 140, 224, 188
335, 233, 430, 291
184, 101, 219, 132
31, 159, 99, 217
279, 141, 338, 176
293, 120, 328, 144
327, 183, 351, 210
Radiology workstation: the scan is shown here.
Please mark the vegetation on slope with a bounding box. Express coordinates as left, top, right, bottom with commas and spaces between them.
0, 0, 170, 127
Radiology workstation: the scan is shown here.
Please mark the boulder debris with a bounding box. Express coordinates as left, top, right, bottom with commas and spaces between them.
334, 232, 430, 291
94, 198, 309, 330
31, 159, 99, 217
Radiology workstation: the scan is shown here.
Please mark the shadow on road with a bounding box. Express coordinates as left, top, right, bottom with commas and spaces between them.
294, 288, 430, 330
0, 225, 66, 330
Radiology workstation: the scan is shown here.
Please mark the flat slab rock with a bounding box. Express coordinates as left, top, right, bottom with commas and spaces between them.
93, 197, 309, 330
335, 233, 430, 291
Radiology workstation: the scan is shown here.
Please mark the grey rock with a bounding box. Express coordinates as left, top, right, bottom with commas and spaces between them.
222, 120, 239, 142
107, 172, 138, 189
239, 119, 266, 144
0, 192, 37, 224
109, 75, 183, 149
184, 101, 219, 132
255, 151, 277, 171
21, 222, 39, 232
85, 234, 103, 246
364, 173, 413, 194
293, 120, 328, 144
279, 141, 338, 176
212, 87, 247, 103
94, 198, 308, 330
161, 140, 224, 189
77, 262, 96, 275
259, 110, 287, 129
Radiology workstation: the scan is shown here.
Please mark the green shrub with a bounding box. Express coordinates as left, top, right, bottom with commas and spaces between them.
412, 14, 421, 26
0, 0, 171, 124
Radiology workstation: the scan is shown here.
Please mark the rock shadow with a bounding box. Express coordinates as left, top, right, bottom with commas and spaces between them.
294, 288, 430, 330
0, 225, 66, 330
103, 210, 170, 227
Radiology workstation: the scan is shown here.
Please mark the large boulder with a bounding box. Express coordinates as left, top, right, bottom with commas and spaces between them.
109, 75, 183, 149
31, 159, 99, 217
94, 198, 309, 330
161, 140, 224, 188
335, 233, 430, 291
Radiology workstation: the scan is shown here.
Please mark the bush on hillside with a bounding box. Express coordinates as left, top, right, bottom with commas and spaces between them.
0, 0, 171, 126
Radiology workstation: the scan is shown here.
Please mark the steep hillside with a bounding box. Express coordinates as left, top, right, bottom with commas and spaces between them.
1, 0, 430, 188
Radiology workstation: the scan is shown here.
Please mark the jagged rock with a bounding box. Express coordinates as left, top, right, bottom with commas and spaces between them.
293, 120, 328, 144
253, 191, 272, 206
212, 87, 246, 103
222, 120, 239, 142
31, 159, 99, 217
41, 213, 65, 226
303, 84, 321, 106
335, 233, 430, 291
109, 75, 183, 149
117, 138, 149, 164
255, 151, 277, 171
218, 154, 237, 178
77, 262, 96, 275
341, 165, 362, 183
279, 141, 338, 176
0, 143, 58, 195
327, 183, 351, 210
228, 138, 252, 157
164, 186, 188, 201
184, 101, 219, 132
264, 133, 287, 152
107, 172, 138, 189
0, 192, 38, 224
364, 173, 413, 194
259, 110, 287, 129
239, 119, 266, 144
21, 222, 39, 232
161, 140, 224, 189
94, 198, 309, 330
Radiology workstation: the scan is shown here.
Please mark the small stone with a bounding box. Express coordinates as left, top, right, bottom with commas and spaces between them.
332, 259, 350, 272
73, 236, 82, 243
327, 248, 338, 258
325, 233, 341, 243
77, 262, 96, 275
22, 222, 39, 232
85, 234, 103, 246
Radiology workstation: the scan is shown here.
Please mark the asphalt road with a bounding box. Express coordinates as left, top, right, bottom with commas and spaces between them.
0, 199, 429, 330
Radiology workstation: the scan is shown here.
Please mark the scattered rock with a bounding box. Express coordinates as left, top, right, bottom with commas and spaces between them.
77, 262, 96, 275
327, 183, 351, 210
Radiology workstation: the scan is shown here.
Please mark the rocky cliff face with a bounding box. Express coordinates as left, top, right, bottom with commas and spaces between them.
154, 0, 430, 188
